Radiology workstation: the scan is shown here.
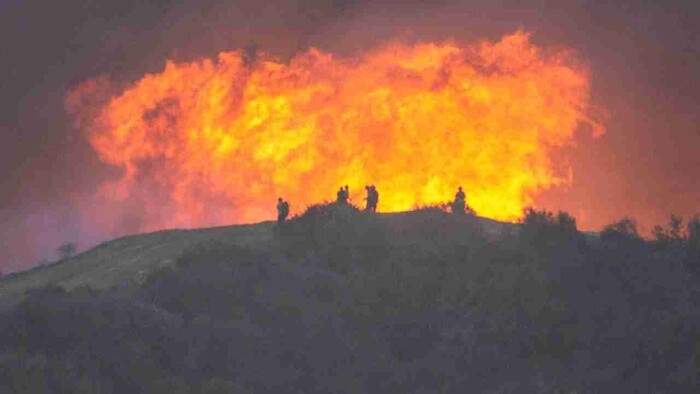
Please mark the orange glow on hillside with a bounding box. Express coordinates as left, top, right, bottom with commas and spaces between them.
68, 31, 602, 231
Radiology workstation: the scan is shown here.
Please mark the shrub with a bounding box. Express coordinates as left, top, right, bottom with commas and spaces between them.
142, 242, 271, 320
280, 202, 389, 271
412, 202, 450, 213
555, 211, 577, 233
520, 208, 579, 248
601, 216, 641, 244
688, 215, 700, 250
652, 215, 686, 248
522, 207, 556, 228
57, 242, 77, 260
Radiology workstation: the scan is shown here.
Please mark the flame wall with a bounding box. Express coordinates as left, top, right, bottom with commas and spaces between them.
68, 31, 602, 232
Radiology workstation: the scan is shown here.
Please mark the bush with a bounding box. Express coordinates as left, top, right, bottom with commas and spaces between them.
652, 215, 686, 248
142, 242, 271, 320
652, 215, 700, 252
412, 202, 450, 213
57, 242, 77, 260
522, 208, 577, 232
0, 286, 185, 393
688, 215, 700, 250
520, 208, 580, 250
601, 216, 641, 244
279, 202, 390, 273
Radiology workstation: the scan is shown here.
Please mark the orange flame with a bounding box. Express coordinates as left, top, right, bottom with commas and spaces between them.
68, 31, 602, 231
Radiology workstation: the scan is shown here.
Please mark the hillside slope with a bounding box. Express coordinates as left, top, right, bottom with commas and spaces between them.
0, 222, 275, 302
0, 210, 514, 303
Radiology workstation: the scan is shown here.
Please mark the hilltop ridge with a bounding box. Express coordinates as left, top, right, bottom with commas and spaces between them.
0, 209, 514, 303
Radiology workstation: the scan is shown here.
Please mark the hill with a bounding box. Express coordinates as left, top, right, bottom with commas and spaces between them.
0, 209, 514, 303
0, 222, 276, 305
0, 204, 698, 393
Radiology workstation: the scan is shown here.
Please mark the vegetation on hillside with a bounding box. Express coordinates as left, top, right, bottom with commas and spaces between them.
1, 204, 699, 393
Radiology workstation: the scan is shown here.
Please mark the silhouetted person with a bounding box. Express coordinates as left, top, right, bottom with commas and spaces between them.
363, 185, 379, 212
277, 197, 290, 223
455, 186, 466, 201
364, 186, 373, 211
336, 187, 346, 204
367, 185, 379, 212
337, 185, 350, 204
452, 186, 466, 214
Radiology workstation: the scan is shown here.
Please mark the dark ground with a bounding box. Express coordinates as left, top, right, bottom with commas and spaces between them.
1, 204, 699, 393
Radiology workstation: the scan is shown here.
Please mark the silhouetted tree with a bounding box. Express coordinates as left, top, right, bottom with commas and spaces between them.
555, 211, 577, 232
521, 208, 579, 243
687, 215, 700, 250
652, 214, 699, 250
57, 242, 77, 260
601, 216, 641, 244
652, 224, 670, 246
668, 214, 684, 240
686, 215, 700, 274
522, 207, 555, 227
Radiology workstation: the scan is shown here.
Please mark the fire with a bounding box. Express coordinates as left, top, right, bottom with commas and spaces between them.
68, 31, 602, 232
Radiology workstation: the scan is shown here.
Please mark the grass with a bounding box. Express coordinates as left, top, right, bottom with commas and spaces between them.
0, 221, 277, 306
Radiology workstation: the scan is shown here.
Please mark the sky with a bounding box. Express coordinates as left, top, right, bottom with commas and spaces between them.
1, 0, 699, 272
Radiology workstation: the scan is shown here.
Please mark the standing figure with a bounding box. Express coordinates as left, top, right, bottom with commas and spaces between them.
277, 197, 290, 223
337, 185, 350, 204
452, 186, 466, 214
364, 185, 379, 212
364, 186, 372, 211
337, 187, 344, 203
369, 185, 379, 212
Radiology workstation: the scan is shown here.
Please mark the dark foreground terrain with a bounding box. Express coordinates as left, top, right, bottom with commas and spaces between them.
1, 204, 699, 393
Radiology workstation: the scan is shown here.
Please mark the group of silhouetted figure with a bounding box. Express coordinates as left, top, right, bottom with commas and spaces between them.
333, 184, 380, 211
336, 185, 350, 205
363, 185, 379, 212
276, 185, 469, 224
